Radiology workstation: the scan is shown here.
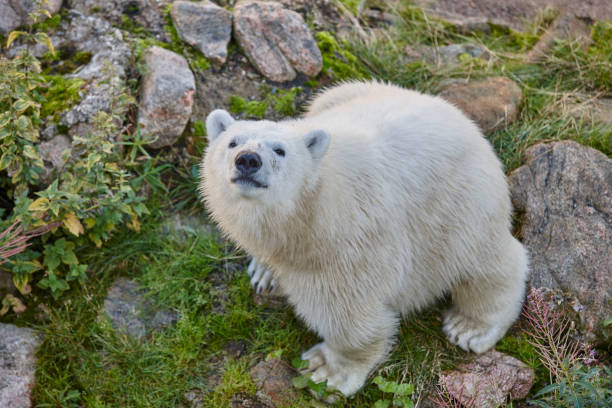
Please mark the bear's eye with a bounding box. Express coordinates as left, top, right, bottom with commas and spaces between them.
273, 148, 285, 157
228, 141, 237, 148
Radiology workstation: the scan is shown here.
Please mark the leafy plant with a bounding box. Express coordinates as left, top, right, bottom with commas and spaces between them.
290, 357, 333, 400
1, 11, 150, 306
523, 288, 612, 407
372, 376, 415, 408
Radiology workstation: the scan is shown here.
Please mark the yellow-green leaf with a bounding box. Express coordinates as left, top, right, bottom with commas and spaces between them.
28, 197, 50, 212
6, 31, 24, 49
0, 294, 26, 316
63, 212, 84, 237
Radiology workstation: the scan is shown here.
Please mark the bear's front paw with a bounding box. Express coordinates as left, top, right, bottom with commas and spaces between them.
247, 258, 279, 295
442, 309, 502, 354
300, 342, 370, 399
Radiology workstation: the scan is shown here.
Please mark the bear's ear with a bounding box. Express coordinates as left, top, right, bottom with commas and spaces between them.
303, 129, 330, 160
206, 109, 235, 142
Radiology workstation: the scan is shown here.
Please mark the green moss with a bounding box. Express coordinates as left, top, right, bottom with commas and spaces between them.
39, 75, 85, 121
41, 46, 93, 75
228, 95, 247, 115
32, 14, 62, 33
228, 88, 302, 119
121, 14, 145, 34
316, 31, 369, 81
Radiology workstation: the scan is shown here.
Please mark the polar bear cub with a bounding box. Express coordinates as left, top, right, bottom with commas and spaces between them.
200, 81, 528, 397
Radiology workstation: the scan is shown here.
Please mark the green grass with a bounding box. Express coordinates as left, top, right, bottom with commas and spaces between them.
2, 3, 611, 407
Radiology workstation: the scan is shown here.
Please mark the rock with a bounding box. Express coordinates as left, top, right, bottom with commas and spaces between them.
0, 323, 42, 408
104, 278, 178, 338
249, 358, 297, 407
413, 0, 612, 32
171, 1, 232, 64
0, 0, 62, 34
233, 1, 322, 82
439, 350, 535, 408
509, 141, 612, 334
137, 46, 196, 148
566, 98, 612, 126
184, 389, 204, 408
70, 0, 171, 40
525, 14, 592, 63
439, 77, 522, 134
56, 11, 132, 140
231, 392, 271, 408
417, 43, 491, 66
37, 134, 71, 184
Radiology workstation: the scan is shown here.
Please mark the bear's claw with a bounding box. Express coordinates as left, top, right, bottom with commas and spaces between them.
247, 258, 279, 295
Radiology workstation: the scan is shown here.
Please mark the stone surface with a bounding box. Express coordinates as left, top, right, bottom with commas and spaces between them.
0, 0, 62, 33
413, 0, 612, 32
231, 392, 271, 408
37, 134, 71, 184
525, 14, 592, 63
249, 358, 297, 407
509, 141, 612, 334
412, 43, 491, 66
233, 1, 322, 82
440, 350, 535, 408
0, 323, 42, 408
104, 277, 178, 338
70, 0, 171, 40
171, 1, 232, 64
55, 11, 132, 140
138, 46, 196, 148
566, 98, 612, 126
439, 77, 522, 134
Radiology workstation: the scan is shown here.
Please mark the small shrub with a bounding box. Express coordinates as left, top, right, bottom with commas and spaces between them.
1, 14, 149, 307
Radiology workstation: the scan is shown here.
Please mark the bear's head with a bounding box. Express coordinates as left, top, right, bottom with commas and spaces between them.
201, 109, 330, 211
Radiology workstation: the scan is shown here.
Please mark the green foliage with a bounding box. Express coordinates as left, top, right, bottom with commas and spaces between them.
0, 36, 49, 194
316, 31, 369, 81
372, 376, 415, 408
530, 364, 612, 407
1, 23, 149, 308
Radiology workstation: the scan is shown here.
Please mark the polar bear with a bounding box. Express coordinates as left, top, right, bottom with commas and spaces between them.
200, 81, 528, 397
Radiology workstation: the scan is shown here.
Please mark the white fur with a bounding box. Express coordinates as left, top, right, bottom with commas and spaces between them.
200, 81, 529, 397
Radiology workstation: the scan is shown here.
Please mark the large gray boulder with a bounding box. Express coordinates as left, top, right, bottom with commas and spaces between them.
509, 141, 612, 334
0, 323, 42, 408
233, 1, 322, 82
0, 0, 62, 33
171, 1, 232, 64
137, 46, 196, 148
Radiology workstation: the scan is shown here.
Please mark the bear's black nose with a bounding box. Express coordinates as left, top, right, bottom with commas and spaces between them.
235, 152, 262, 175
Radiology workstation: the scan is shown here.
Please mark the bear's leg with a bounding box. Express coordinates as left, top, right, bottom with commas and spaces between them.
300, 305, 398, 397
247, 258, 280, 295
443, 237, 528, 353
